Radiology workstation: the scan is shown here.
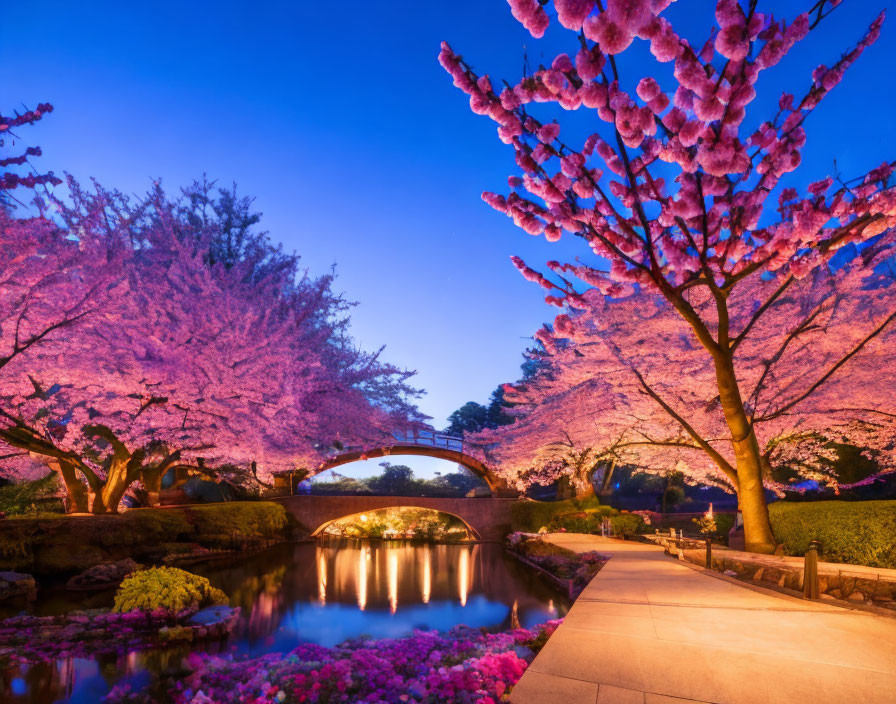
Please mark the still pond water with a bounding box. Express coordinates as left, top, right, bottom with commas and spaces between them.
3, 540, 567, 703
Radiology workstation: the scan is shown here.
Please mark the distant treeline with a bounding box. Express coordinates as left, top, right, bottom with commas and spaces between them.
308, 463, 487, 498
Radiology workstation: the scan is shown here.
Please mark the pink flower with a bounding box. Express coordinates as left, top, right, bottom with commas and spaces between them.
607, 0, 654, 34
537, 122, 561, 143
584, 13, 634, 55
715, 24, 749, 61
555, 0, 595, 30
575, 47, 605, 81
636, 77, 661, 102
508, 0, 549, 38
648, 18, 681, 62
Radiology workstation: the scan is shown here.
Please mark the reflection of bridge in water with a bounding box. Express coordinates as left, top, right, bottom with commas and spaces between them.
313, 541, 557, 620
210, 541, 566, 645
272, 429, 516, 497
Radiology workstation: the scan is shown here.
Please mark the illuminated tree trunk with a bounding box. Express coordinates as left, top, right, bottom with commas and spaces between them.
715, 355, 776, 554
571, 464, 596, 499
52, 459, 89, 513
141, 468, 163, 508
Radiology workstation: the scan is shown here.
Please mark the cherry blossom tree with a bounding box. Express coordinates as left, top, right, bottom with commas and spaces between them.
478, 250, 896, 499
442, 0, 896, 551
1, 176, 422, 512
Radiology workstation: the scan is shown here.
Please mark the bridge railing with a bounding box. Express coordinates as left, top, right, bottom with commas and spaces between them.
391, 429, 464, 452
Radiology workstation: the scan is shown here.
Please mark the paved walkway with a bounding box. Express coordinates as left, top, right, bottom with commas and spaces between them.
511, 534, 896, 704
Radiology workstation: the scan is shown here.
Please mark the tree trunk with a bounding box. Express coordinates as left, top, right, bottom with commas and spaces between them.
599, 459, 617, 495
142, 468, 163, 508
714, 355, 777, 553
572, 466, 596, 499
99, 455, 137, 514
53, 459, 88, 513
556, 476, 574, 500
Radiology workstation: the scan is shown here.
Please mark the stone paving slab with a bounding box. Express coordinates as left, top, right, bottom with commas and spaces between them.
511, 534, 896, 704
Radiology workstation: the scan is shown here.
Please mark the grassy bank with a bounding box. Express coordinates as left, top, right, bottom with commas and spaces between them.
0, 501, 290, 575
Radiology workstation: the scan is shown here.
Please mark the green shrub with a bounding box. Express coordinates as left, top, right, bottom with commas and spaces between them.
0, 501, 291, 575
510, 496, 607, 532
609, 513, 646, 537
110, 509, 194, 547
187, 502, 288, 545
0, 475, 65, 516
714, 513, 735, 540
113, 566, 229, 613
769, 500, 896, 569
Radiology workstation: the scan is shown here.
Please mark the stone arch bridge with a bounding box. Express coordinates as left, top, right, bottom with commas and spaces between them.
273, 494, 517, 543
272, 430, 516, 497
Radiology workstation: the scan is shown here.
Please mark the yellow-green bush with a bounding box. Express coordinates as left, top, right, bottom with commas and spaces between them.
510, 496, 606, 533
113, 566, 228, 613
769, 500, 896, 569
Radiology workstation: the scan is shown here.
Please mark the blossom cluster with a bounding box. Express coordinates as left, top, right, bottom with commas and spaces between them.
105, 622, 563, 704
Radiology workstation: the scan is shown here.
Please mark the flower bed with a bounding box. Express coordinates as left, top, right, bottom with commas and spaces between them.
0, 604, 240, 667
105, 621, 563, 704
506, 533, 608, 598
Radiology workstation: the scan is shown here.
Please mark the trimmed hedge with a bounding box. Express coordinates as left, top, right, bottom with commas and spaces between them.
609, 513, 646, 537
769, 500, 896, 569
0, 501, 289, 575
511, 496, 596, 532
510, 496, 614, 533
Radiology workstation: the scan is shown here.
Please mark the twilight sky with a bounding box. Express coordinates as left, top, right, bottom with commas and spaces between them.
5, 0, 894, 477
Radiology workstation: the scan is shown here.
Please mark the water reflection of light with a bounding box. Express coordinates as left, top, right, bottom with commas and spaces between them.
317, 550, 327, 605
388, 549, 398, 613
421, 548, 431, 604
358, 546, 368, 610
458, 547, 469, 607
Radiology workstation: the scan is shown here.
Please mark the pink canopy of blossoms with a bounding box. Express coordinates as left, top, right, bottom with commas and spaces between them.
444, 0, 896, 497
0, 171, 423, 498
477, 247, 896, 493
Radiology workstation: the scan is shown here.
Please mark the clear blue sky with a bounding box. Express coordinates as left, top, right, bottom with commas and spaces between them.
5, 0, 893, 477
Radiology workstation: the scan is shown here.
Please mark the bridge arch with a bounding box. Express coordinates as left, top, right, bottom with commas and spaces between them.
311, 431, 516, 497
311, 507, 482, 541
274, 495, 516, 543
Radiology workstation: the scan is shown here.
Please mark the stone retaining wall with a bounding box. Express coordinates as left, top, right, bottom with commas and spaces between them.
662, 541, 896, 609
